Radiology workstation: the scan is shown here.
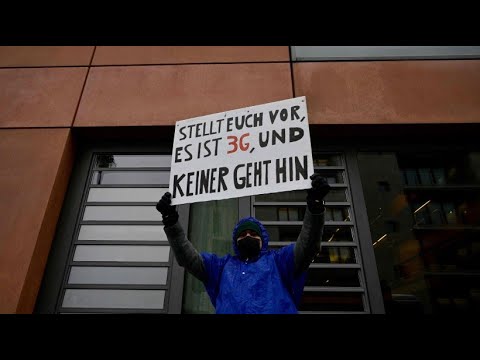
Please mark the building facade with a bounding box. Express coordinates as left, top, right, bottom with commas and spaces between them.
1, 46, 479, 314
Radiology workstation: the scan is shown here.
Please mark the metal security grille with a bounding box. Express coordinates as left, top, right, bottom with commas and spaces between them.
57, 154, 175, 313
252, 153, 370, 314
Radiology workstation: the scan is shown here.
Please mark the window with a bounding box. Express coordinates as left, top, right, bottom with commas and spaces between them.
37, 152, 183, 314
254, 153, 371, 313
181, 198, 239, 314
291, 46, 480, 61
358, 151, 480, 314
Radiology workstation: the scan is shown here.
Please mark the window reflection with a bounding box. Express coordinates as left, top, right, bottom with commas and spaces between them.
182, 198, 239, 314
358, 151, 480, 314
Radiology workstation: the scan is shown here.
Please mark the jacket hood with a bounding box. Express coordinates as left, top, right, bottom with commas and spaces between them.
232, 216, 269, 256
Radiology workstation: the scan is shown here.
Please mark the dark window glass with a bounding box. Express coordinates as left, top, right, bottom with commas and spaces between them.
305, 268, 360, 287
324, 207, 351, 222
255, 188, 348, 202
313, 246, 356, 264
322, 170, 345, 184
313, 154, 343, 167
255, 188, 347, 202
268, 245, 356, 264
256, 190, 306, 202
323, 226, 355, 243
300, 292, 363, 312
265, 225, 355, 244
255, 206, 306, 222
324, 189, 348, 202
264, 225, 301, 243
256, 206, 350, 222
358, 151, 480, 314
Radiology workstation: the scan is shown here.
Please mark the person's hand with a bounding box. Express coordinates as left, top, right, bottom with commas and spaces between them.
306, 174, 331, 213
156, 192, 179, 227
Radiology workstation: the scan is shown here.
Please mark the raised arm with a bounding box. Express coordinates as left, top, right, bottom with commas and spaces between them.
156, 193, 207, 282
294, 175, 330, 275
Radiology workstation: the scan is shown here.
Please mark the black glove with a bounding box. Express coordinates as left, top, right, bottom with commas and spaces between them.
306, 174, 331, 213
156, 192, 179, 227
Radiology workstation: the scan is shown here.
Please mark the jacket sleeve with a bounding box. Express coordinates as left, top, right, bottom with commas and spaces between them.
293, 207, 325, 275
163, 222, 207, 282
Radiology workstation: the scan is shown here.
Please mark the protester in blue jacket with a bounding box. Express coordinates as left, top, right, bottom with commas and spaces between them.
156, 174, 330, 314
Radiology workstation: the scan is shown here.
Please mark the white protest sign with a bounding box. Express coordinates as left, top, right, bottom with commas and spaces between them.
169, 96, 314, 205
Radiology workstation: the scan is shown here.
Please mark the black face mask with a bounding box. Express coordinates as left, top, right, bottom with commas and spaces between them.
237, 236, 261, 259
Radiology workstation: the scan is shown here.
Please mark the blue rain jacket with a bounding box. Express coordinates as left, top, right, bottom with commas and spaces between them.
201, 216, 307, 314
